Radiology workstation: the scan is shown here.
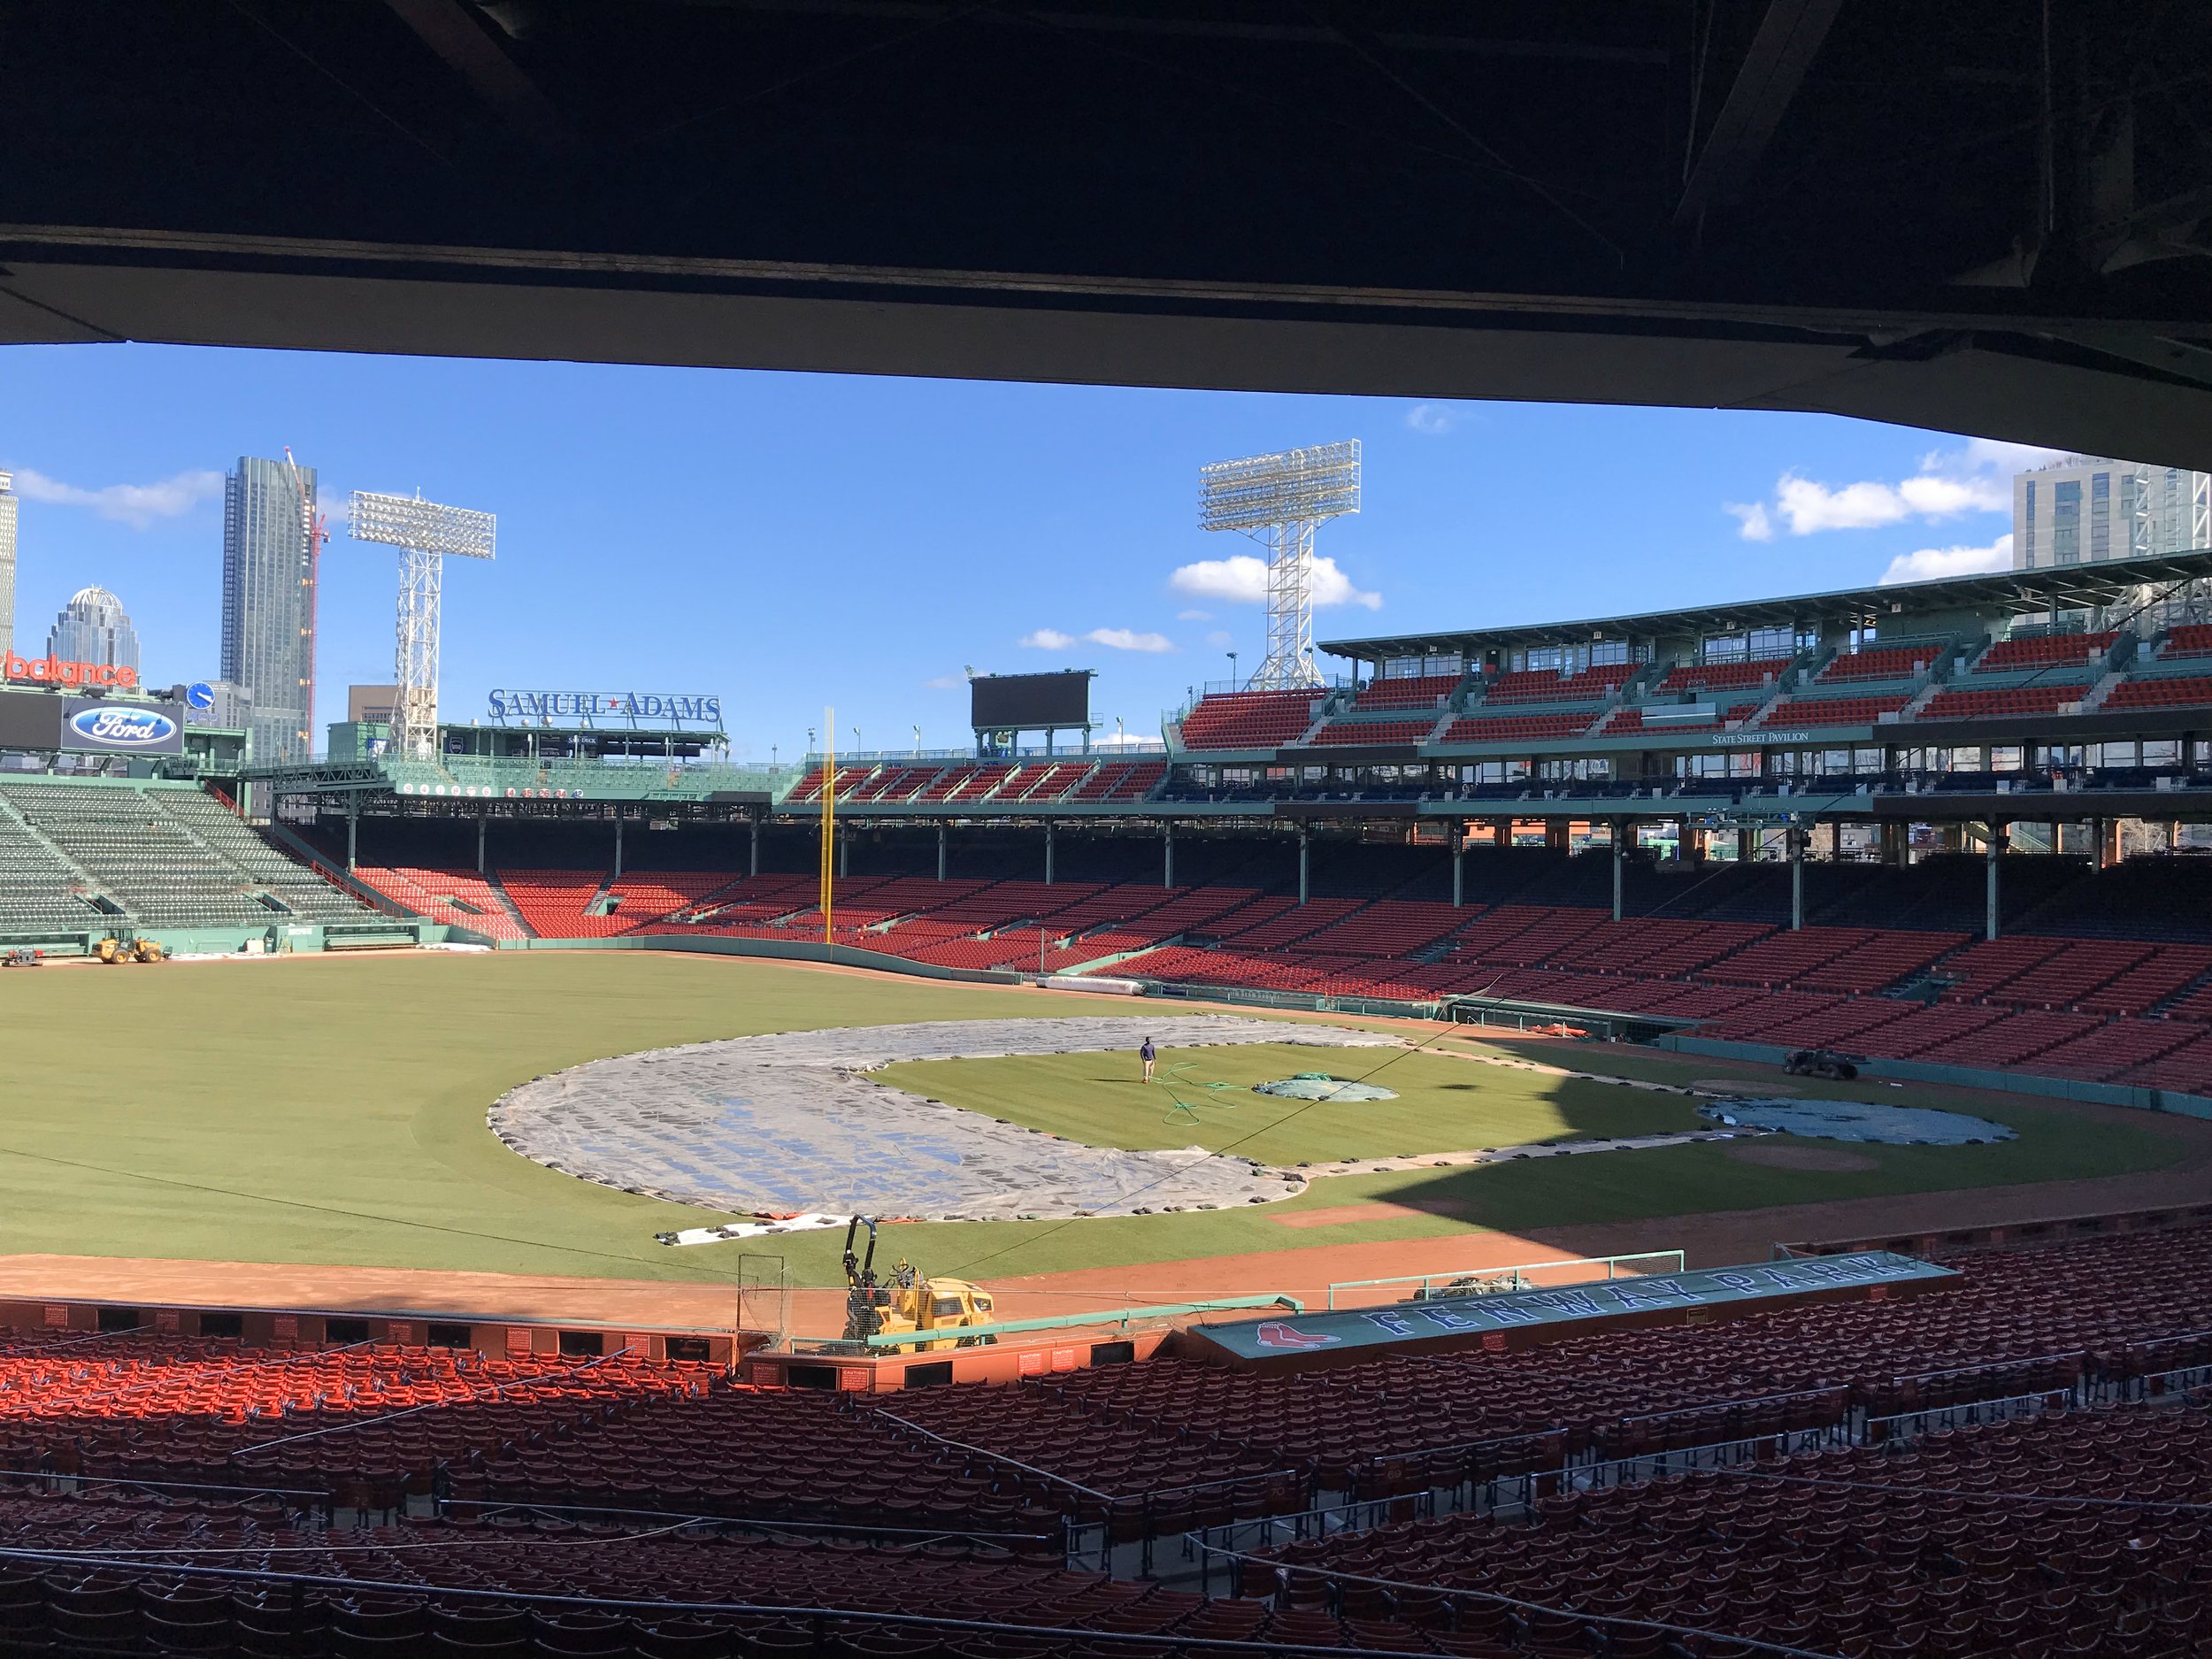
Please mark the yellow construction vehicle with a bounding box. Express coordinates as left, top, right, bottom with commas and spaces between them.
94, 935, 165, 964
841, 1216, 995, 1351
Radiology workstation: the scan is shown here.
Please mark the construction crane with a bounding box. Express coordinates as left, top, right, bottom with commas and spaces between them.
281, 448, 328, 749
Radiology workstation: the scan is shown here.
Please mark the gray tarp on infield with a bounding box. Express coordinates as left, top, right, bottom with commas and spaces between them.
488, 1016, 1399, 1220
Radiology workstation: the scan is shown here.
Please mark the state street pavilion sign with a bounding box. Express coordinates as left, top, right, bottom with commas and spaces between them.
487, 690, 723, 731
1188, 1251, 1956, 1364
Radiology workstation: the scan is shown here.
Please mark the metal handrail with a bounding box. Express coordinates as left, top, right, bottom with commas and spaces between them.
1325, 1252, 1685, 1310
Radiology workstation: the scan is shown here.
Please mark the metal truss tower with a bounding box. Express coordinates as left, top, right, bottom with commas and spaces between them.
348, 491, 495, 761
1198, 441, 1360, 690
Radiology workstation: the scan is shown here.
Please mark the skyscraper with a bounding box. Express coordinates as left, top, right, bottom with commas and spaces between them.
220, 455, 318, 765
0, 470, 18, 659
2012, 456, 2212, 569
45, 585, 140, 674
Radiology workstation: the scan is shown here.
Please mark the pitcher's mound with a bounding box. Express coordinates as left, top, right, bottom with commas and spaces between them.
1725, 1142, 1880, 1173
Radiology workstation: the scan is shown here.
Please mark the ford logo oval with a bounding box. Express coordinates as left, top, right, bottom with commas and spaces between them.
68, 707, 178, 748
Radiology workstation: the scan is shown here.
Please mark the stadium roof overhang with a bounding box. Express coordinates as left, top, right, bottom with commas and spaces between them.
1321, 548, 2212, 662
4, 3, 2211, 467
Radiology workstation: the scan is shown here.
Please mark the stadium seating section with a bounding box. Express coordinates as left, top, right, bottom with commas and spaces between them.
1440, 713, 1595, 744
11, 1221, 2212, 1653
1176, 691, 1320, 750
1816, 644, 1944, 682
2162, 623, 2212, 659
1354, 672, 1462, 710
1972, 631, 2118, 672
1306, 719, 1435, 747
1759, 693, 1909, 727
2104, 674, 2212, 711
1919, 684, 2085, 721
1655, 657, 1793, 693
0, 778, 372, 936
1480, 662, 1638, 703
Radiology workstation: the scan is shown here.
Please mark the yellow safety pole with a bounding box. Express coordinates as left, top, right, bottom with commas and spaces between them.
818, 707, 834, 945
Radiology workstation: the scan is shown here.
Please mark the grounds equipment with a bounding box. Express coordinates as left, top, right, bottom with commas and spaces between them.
840, 1215, 995, 1351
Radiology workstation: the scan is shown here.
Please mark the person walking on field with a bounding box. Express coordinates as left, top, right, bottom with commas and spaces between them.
1140, 1036, 1156, 1083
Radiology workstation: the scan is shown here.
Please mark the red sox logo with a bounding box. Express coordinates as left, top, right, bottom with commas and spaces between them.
1255, 1321, 1340, 1350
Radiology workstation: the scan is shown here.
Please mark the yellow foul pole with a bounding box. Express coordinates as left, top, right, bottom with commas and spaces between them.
818, 708, 834, 945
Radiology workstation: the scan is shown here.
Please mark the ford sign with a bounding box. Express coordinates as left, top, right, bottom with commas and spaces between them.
69, 707, 177, 748
59, 698, 187, 755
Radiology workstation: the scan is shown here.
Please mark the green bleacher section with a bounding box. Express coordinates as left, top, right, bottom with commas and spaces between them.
0, 777, 374, 935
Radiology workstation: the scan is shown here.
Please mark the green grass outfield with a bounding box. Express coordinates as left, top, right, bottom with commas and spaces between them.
0, 952, 2185, 1289
875, 1044, 1707, 1163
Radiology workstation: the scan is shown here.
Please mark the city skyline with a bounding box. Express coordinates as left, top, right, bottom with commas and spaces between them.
0, 343, 2094, 760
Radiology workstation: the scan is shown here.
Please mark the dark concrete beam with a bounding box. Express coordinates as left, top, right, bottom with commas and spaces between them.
1675, 0, 1846, 227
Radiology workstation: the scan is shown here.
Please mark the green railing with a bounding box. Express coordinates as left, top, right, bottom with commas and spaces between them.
860, 1294, 1302, 1349
1325, 1250, 1685, 1310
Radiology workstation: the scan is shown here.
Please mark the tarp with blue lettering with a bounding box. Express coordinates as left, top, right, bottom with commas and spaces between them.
1188, 1252, 1955, 1363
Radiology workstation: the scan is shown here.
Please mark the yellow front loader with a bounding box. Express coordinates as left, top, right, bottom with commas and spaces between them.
841, 1216, 995, 1351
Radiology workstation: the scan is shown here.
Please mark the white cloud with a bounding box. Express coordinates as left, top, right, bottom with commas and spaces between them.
1094, 728, 1154, 748
1405, 403, 1455, 435
1170, 553, 1381, 611
1086, 627, 1174, 654
13, 466, 225, 530
1728, 434, 2053, 541
922, 673, 965, 689
1724, 501, 1774, 541
1176, 609, 1212, 622
1949, 437, 2068, 473
1019, 628, 1076, 650
1206, 629, 1235, 649
1880, 534, 2013, 585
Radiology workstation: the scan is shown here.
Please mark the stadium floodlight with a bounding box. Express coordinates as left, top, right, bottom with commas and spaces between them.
349, 491, 495, 762
1198, 441, 1360, 690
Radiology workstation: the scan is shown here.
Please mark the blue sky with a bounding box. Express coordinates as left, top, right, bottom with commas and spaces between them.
0, 344, 2051, 760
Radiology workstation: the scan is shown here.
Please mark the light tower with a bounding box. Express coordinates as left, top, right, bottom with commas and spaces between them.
348, 491, 496, 761
1197, 440, 1360, 690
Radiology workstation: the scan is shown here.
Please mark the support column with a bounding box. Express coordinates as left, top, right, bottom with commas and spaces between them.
1297, 828, 1310, 906
1738, 827, 1757, 864
346, 794, 359, 873
477, 814, 487, 875
1164, 821, 1176, 889
1985, 821, 2005, 941
612, 813, 622, 879
1044, 819, 1056, 886
749, 813, 760, 878
1611, 824, 1626, 922
1789, 825, 1805, 932
837, 830, 849, 879
936, 823, 948, 882
1492, 817, 1513, 849
1826, 820, 1841, 859
1451, 822, 1465, 909
1545, 818, 1569, 853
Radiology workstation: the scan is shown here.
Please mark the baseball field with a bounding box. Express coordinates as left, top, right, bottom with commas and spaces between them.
1, 948, 2202, 1332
